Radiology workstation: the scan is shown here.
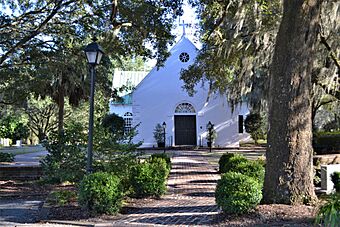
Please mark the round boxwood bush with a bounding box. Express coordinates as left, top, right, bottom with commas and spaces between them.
150, 153, 171, 170
218, 153, 235, 173
130, 158, 169, 197
215, 172, 262, 214
219, 153, 248, 173
233, 160, 265, 184
78, 172, 124, 215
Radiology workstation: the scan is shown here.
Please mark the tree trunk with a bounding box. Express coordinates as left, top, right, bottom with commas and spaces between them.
57, 83, 65, 134
263, 0, 320, 204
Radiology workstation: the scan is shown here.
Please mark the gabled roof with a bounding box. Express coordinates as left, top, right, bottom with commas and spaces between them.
134, 36, 198, 91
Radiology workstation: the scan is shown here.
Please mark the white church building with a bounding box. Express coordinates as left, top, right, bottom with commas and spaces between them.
109, 35, 249, 148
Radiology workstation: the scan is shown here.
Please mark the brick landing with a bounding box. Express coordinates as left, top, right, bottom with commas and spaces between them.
110, 150, 220, 226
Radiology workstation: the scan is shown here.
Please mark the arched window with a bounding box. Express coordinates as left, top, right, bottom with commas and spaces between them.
123, 112, 133, 134
175, 103, 195, 114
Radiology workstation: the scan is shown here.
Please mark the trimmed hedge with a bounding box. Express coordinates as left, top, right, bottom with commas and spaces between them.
130, 158, 169, 197
0, 152, 15, 162
78, 172, 124, 215
313, 133, 340, 154
218, 153, 235, 173
233, 160, 265, 184
215, 172, 262, 214
219, 153, 248, 174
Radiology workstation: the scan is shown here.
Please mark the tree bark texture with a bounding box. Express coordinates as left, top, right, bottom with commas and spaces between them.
263, 0, 321, 204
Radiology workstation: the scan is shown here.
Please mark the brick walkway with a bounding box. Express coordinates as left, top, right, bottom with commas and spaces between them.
110, 150, 220, 226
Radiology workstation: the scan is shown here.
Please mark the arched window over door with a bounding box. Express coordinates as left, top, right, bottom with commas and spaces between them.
175, 103, 195, 114
123, 112, 133, 134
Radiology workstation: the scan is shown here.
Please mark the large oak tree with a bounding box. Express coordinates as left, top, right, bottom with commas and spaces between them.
183, 0, 338, 204
264, 0, 321, 204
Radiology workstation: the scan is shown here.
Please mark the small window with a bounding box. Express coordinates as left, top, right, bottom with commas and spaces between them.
123, 112, 133, 134
179, 52, 190, 62
238, 115, 244, 133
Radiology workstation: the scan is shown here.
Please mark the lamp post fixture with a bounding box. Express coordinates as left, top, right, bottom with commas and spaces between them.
84, 37, 104, 174
207, 121, 214, 153
162, 122, 166, 153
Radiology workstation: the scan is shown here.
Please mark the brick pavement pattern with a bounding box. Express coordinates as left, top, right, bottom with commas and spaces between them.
110, 150, 220, 226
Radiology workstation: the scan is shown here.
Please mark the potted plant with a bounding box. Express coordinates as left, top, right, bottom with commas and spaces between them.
153, 123, 165, 147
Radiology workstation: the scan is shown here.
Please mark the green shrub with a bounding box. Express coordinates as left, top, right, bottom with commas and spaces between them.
78, 172, 124, 215
130, 158, 169, 197
219, 153, 248, 174
0, 152, 15, 162
40, 123, 87, 183
218, 153, 235, 173
93, 151, 139, 195
244, 113, 266, 144
313, 132, 340, 154
47, 190, 77, 206
233, 160, 265, 184
215, 172, 262, 214
315, 193, 340, 226
150, 153, 171, 170
331, 172, 340, 192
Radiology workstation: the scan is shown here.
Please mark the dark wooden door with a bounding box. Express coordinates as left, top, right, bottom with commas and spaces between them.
175, 115, 197, 145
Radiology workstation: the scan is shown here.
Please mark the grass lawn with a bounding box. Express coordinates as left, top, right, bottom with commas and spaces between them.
0, 145, 46, 155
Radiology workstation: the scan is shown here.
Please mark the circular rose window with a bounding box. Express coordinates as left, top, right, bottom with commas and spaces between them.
179, 52, 190, 62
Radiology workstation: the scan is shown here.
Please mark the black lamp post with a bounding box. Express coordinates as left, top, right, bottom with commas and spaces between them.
162, 122, 166, 153
207, 121, 214, 152
84, 37, 104, 174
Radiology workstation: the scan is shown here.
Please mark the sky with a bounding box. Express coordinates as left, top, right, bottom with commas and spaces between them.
145, 2, 200, 68
173, 2, 200, 44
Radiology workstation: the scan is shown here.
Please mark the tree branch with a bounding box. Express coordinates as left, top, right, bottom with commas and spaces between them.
320, 34, 340, 71
0, 0, 76, 67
